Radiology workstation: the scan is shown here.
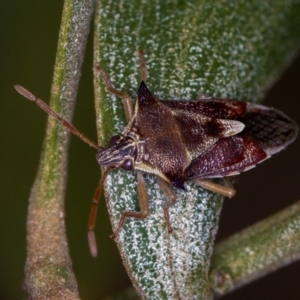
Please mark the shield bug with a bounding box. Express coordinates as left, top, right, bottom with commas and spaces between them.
15, 50, 298, 256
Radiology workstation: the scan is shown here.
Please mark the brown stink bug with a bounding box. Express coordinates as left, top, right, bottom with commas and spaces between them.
15, 50, 298, 256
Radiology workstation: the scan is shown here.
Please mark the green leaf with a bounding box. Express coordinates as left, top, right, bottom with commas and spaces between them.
210, 200, 300, 295
93, 0, 300, 299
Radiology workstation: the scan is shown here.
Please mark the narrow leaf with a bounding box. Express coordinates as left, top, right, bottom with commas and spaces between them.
93, 0, 300, 299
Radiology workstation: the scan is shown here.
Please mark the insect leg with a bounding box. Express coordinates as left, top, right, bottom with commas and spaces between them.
156, 176, 177, 208
88, 167, 112, 257
110, 171, 150, 239
156, 176, 177, 233
95, 66, 134, 121
192, 178, 236, 198
197, 93, 212, 100
137, 49, 148, 82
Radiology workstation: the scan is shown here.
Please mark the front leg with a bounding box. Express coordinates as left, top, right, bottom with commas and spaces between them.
111, 171, 150, 239
156, 176, 177, 233
95, 49, 147, 123
94, 65, 134, 122
96, 50, 154, 239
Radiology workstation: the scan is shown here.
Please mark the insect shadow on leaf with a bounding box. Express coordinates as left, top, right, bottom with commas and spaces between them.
15, 50, 298, 257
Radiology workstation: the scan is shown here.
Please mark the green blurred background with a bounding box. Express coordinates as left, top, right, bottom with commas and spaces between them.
1, 1, 300, 299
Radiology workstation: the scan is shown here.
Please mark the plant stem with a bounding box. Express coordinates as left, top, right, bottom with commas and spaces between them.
24, 0, 95, 299
210, 199, 300, 295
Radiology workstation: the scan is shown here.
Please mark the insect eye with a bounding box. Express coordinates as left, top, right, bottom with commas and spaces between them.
110, 134, 121, 145
122, 159, 133, 170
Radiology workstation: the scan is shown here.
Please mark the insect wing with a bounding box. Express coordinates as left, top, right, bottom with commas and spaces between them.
184, 103, 298, 180
162, 98, 247, 160
237, 104, 298, 156
185, 135, 267, 179
162, 98, 246, 119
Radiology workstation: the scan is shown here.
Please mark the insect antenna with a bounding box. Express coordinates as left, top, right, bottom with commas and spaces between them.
15, 84, 114, 257
14, 85, 101, 150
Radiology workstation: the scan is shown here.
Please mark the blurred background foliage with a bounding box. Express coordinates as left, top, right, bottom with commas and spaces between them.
0, 1, 300, 299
